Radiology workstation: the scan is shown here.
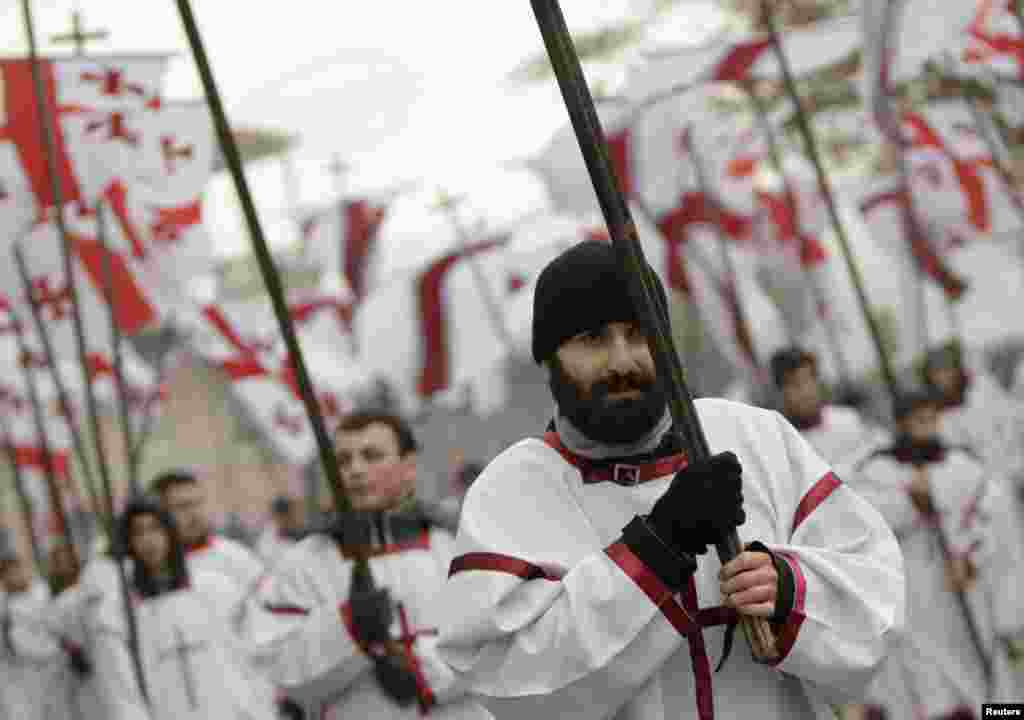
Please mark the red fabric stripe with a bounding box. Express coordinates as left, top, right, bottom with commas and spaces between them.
682, 577, 715, 720
264, 604, 310, 616
221, 357, 268, 382
12, 446, 69, 476
201, 305, 253, 357
73, 234, 157, 334
416, 238, 505, 398
606, 128, 633, 198
541, 432, 689, 485
342, 200, 382, 302
151, 201, 202, 245
768, 551, 807, 666
448, 551, 561, 581
792, 472, 842, 533
710, 37, 773, 82
655, 211, 693, 295
605, 541, 674, 607
103, 181, 147, 259
0, 60, 83, 211
397, 603, 436, 715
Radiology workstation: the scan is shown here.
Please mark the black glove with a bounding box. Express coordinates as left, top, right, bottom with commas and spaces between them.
372, 654, 420, 707
348, 584, 394, 649
648, 451, 746, 556
276, 697, 306, 720
68, 646, 92, 677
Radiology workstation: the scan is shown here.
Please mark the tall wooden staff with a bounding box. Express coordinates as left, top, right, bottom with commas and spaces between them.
760, 0, 900, 401
743, 84, 854, 389
530, 0, 777, 661
174, 0, 373, 581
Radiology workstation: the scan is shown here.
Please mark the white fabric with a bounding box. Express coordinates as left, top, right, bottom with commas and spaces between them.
0, 581, 61, 720
87, 570, 276, 720
46, 584, 110, 720
247, 528, 491, 720
436, 398, 904, 719
855, 449, 1021, 715
255, 526, 297, 571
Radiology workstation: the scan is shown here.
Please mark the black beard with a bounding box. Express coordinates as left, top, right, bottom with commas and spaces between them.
549, 359, 667, 445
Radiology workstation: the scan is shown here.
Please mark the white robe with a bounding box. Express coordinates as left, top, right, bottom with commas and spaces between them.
88, 570, 277, 720
436, 398, 905, 720
855, 448, 1021, 716
46, 584, 108, 720
0, 581, 62, 720
247, 526, 492, 720
255, 526, 297, 570
798, 405, 889, 475
185, 535, 265, 597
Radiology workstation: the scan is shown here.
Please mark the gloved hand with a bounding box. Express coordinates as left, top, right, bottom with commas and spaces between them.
349, 585, 394, 649
276, 697, 306, 720
648, 451, 746, 556
68, 645, 92, 677
372, 654, 420, 707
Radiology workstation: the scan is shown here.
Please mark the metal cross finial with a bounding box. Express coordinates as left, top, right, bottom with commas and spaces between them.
50, 10, 110, 56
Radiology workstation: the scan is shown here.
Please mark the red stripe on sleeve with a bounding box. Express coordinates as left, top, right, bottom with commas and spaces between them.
264, 604, 310, 616
768, 551, 807, 666
792, 472, 842, 534
448, 552, 563, 581
605, 541, 674, 608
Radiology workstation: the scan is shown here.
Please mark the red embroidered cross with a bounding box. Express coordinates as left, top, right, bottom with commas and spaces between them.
396, 603, 437, 716
28, 277, 73, 322
85, 111, 139, 146
161, 135, 194, 175
79, 68, 147, 98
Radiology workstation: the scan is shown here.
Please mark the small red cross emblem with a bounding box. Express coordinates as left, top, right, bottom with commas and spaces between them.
85, 112, 139, 146
28, 277, 73, 322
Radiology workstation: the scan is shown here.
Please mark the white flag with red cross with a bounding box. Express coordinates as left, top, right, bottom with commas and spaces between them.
181, 291, 367, 465
300, 197, 388, 302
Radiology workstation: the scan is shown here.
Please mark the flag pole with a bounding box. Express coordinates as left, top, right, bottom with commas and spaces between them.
173, 0, 372, 578
681, 127, 763, 382
743, 83, 854, 389
531, 0, 777, 662
760, 0, 900, 401
0, 412, 46, 573
9, 304, 77, 565
96, 202, 142, 500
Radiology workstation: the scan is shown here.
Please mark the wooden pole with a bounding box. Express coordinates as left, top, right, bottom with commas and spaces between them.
0, 412, 45, 572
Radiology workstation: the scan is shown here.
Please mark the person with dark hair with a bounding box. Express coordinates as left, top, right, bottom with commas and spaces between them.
256, 495, 306, 568
0, 548, 61, 720
853, 389, 1023, 718
152, 469, 265, 620
770, 346, 885, 472
83, 499, 277, 720
248, 410, 490, 720
434, 239, 904, 719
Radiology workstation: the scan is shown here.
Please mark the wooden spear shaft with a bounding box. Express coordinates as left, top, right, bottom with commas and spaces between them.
760, 0, 900, 401
530, 0, 777, 661
0, 412, 45, 572
173, 0, 373, 578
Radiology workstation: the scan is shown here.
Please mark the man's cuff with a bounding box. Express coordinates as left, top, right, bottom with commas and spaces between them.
620, 516, 697, 591
746, 541, 794, 624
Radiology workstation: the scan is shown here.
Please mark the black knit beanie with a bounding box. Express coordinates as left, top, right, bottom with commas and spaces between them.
531, 239, 667, 364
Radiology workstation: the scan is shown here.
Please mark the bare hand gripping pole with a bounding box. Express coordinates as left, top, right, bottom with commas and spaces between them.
529, 0, 777, 662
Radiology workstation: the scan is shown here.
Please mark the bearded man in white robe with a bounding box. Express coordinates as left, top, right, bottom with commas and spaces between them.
433, 239, 905, 720
854, 389, 1023, 719
247, 411, 491, 720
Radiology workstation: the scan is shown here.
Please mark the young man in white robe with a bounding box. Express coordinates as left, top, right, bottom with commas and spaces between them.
769, 346, 887, 475
87, 499, 277, 720
854, 390, 1023, 719
0, 549, 62, 720
247, 411, 490, 720
153, 470, 266, 599
434, 239, 905, 720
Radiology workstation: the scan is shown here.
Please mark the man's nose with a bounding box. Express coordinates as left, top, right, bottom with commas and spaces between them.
606, 332, 638, 373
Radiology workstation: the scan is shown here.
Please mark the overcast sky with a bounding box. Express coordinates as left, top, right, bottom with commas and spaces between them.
0, 0, 722, 259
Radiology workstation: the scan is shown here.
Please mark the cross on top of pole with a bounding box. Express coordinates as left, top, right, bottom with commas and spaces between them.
50, 10, 110, 56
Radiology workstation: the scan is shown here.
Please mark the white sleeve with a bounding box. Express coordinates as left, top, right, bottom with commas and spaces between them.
245, 547, 372, 700
849, 456, 920, 538
8, 605, 61, 664
761, 414, 905, 701
436, 445, 687, 719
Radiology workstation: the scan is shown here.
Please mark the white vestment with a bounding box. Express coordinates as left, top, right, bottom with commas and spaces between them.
255, 526, 297, 570
247, 524, 492, 720
855, 448, 1022, 717
436, 398, 905, 719
798, 404, 889, 475
46, 584, 108, 720
185, 535, 264, 597
0, 581, 61, 720
88, 570, 276, 720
